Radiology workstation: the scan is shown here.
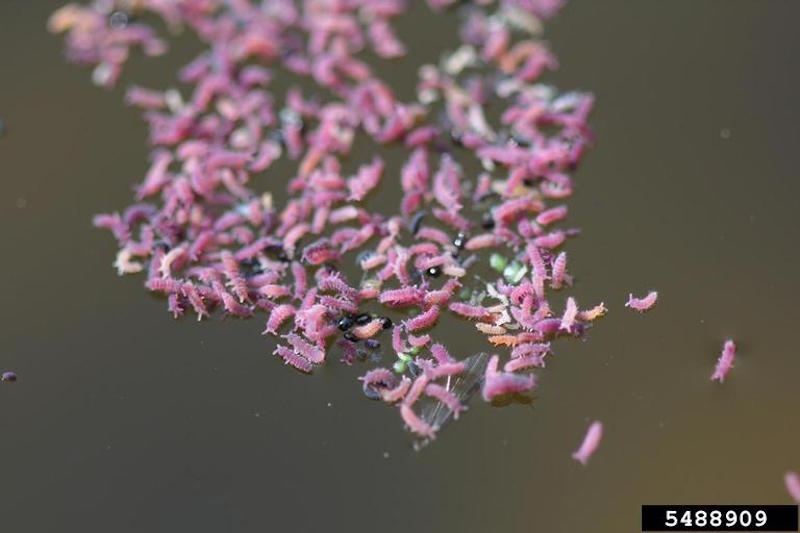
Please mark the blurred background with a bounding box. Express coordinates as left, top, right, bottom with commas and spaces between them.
0, 1, 799, 531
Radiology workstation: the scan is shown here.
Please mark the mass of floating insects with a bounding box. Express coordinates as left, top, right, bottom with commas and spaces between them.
47, 0, 661, 448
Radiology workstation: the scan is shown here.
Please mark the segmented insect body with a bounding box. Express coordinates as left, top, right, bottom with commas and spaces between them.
146, 277, 183, 294
785, 471, 800, 503
421, 360, 466, 380
533, 231, 565, 249
430, 343, 454, 364
284, 332, 325, 364
482, 354, 536, 401
425, 383, 465, 419
536, 205, 568, 226
379, 286, 426, 306
711, 339, 736, 382
407, 333, 431, 347
625, 290, 658, 312
465, 233, 500, 251
511, 342, 550, 360
381, 376, 412, 403
220, 250, 249, 303
159, 246, 188, 278
403, 374, 430, 407
219, 289, 253, 317
404, 305, 440, 332
347, 157, 384, 201
449, 302, 494, 321
578, 302, 606, 321
264, 304, 296, 335
234, 237, 276, 262
168, 293, 184, 318
493, 196, 542, 227
416, 226, 451, 247
559, 297, 578, 333
353, 318, 383, 339
551, 251, 568, 289
114, 248, 144, 275
274, 344, 312, 374
392, 325, 408, 353
320, 295, 359, 313
301, 238, 340, 266
182, 281, 210, 320
504, 355, 543, 372
291, 261, 308, 300
476, 322, 507, 335
360, 368, 396, 399
189, 230, 215, 261
400, 403, 437, 439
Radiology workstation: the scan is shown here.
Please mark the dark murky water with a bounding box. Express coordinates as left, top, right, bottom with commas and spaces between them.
1, 1, 799, 531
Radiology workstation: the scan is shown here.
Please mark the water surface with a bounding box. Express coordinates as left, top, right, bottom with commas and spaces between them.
0, 1, 799, 531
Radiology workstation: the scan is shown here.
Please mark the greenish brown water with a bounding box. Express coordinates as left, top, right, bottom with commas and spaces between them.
0, 1, 799, 531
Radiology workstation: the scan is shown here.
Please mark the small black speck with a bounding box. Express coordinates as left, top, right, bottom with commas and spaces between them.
279, 108, 302, 126
426, 266, 441, 278
268, 129, 285, 147
277, 250, 289, 262
355, 249, 374, 266
337, 316, 354, 331
481, 212, 495, 229
153, 241, 170, 253
355, 313, 371, 325
380, 317, 393, 330
409, 211, 426, 236
363, 385, 382, 400
453, 232, 467, 249
109, 11, 129, 29
477, 192, 500, 203
344, 331, 358, 342
239, 257, 259, 270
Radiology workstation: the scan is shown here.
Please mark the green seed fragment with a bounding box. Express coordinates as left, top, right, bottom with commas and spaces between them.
408, 346, 420, 355
362, 278, 381, 290
393, 360, 406, 373
511, 265, 528, 284
489, 253, 507, 272
503, 261, 521, 282
397, 352, 412, 362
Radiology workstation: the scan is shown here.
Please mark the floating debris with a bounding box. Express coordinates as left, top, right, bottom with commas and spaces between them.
1, 371, 18, 383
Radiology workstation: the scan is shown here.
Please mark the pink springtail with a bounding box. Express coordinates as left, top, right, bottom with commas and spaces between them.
785, 471, 800, 503
572, 420, 603, 465
710, 339, 736, 382
625, 290, 658, 312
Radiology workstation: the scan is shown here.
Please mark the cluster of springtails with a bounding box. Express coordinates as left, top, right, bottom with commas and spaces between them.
49, 0, 769, 488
